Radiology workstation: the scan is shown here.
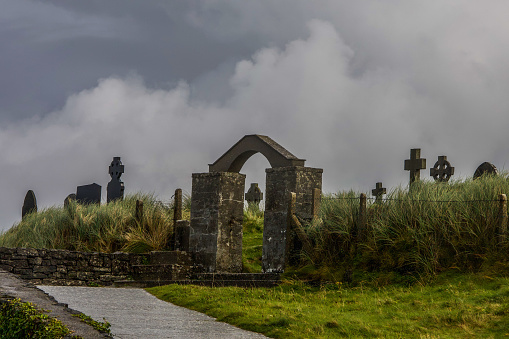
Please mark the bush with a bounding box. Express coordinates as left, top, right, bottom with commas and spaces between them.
0, 298, 72, 338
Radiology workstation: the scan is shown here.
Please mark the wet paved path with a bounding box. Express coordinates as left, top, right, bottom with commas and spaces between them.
38, 285, 267, 339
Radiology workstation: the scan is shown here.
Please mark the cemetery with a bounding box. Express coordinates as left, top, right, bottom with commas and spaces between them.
1, 136, 508, 286
1, 135, 509, 337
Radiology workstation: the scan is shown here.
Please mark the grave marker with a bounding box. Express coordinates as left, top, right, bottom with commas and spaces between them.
245, 183, 263, 206
107, 157, 124, 203
76, 183, 101, 204
371, 182, 386, 203
64, 194, 76, 207
430, 156, 454, 182
22, 190, 37, 218
404, 148, 426, 185
474, 162, 498, 179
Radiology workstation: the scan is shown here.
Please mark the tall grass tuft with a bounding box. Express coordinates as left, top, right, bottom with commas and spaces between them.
0, 194, 182, 253
308, 175, 509, 282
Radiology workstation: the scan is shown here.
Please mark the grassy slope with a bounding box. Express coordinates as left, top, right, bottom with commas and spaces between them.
148, 273, 509, 338
242, 203, 264, 272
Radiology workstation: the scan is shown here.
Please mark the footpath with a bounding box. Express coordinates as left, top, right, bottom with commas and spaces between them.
0, 269, 266, 338
38, 285, 267, 339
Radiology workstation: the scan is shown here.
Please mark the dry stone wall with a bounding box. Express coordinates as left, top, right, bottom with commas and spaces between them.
0, 247, 148, 286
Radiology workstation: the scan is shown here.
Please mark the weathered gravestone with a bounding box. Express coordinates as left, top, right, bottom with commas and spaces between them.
107, 157, 125, 203
430, 155, 455, 182
76, 183, 101, 204
371, 182, 386, 203
64, 194, 76, 207
474, 162, 498, 179
245, 183, 263, 206
22, 190, 37, 218
404, 148, 426, 185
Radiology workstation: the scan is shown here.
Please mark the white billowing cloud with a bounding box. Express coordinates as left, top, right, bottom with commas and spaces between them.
2, 9, 509, 230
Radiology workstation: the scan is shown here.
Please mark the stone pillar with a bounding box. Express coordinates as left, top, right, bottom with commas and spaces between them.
262, 166, 323, 272
189, 172, 245, 273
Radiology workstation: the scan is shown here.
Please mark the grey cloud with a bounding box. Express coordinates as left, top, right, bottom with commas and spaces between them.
1, 2, 509, 231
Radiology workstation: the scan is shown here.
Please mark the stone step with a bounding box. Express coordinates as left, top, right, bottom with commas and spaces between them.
149, 251, 192, 266
114, 279, 280, 288
193, 273, 281, 281
131, 264, 191, 281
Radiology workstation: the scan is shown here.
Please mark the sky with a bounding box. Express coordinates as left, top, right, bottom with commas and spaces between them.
1, 1, 509, 231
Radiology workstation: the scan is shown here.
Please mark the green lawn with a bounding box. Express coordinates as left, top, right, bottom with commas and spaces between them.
147, 273, 509, 338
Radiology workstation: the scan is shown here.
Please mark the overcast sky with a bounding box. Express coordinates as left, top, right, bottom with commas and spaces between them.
1, 1, 509, 231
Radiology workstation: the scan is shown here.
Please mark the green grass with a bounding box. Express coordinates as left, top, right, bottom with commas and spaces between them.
0, 298, 73, 338
0, 193, 183, 253
148, 273, 509, 338
307, 174, 509, 282
242, 203, 264, 272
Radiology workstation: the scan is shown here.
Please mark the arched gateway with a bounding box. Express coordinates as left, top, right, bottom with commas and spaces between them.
189, 135, 323, 273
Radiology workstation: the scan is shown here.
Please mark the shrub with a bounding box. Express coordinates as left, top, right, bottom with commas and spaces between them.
0, 298, 71, 338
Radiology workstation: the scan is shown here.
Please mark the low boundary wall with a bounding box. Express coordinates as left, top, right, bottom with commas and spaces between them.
0, 247, 148, 286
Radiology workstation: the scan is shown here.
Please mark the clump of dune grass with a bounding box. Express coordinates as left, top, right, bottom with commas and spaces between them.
0, 193, 185, 253
306, 174, 509, 282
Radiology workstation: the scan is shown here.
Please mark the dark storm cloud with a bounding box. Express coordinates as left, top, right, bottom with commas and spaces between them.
1, 1, 509, 230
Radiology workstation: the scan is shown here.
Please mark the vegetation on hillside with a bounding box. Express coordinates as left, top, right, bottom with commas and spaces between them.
303, 174, 509, 283
2, 174, 509, 281
0, 194, 186, 253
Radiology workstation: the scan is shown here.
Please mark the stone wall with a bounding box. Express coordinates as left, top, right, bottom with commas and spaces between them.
0, 247, 148, 286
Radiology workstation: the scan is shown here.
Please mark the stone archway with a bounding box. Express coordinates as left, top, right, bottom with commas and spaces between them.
189, 135, 322, 273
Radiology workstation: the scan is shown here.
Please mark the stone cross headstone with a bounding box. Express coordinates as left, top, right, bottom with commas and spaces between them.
245, 183, 263, 206
22, 190, 37, 218
404, 148, 426, 185
430, 155, 455, 182
76, 183, 101, 204
371, 182, 386, 203
107, 157, 125, 203
474, 162, 498, 179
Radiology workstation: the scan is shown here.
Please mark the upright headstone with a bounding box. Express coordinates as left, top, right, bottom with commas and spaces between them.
371, 182, 386, 203
64, 194, 76, 207
430, 156, 455, 182
245, 183, 263, 206
474, 162, 498, 179
107, 157, 125, 203
404, 148, 426, 185
76, 183, 101, 204
22, 190, 37, 218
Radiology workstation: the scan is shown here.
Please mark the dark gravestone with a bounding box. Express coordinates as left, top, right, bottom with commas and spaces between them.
107, 157, 125, 203
64, 194, 76, 207
245, 183, 263, 206
430, 156, 455, 182
474, 162, 498, 179
404, 148, 426, 185
76, 183, 101, 204
22, 190, 37, 218
371, 182, 386, 203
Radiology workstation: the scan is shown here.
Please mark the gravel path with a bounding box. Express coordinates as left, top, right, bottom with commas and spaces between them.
38, 285, 268, 339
